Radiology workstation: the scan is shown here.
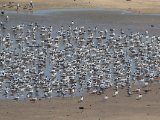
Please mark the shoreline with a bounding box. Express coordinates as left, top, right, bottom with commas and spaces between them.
0, 1, 160, 120
0, 84, 160, 120
0, 0, 160, 14
3, 8, 160, 17
2, 7, 160, 15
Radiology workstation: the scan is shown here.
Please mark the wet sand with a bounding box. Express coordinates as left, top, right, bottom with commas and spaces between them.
0, 0, 160, 13
0, 83, 160, 120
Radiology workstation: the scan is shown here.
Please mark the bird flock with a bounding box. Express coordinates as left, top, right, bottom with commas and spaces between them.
1, 1, 33, 13
0, 13, 160, 101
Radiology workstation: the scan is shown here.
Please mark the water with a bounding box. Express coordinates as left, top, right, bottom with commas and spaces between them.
0, 9, 160, 100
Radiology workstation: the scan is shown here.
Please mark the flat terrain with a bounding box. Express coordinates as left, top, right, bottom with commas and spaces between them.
0, 84, 160, 120
0, 1, 160, 120
0, 0, 160, 13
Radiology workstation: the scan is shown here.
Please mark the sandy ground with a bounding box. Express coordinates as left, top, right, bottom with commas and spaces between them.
0, 0, 160, 13
0, 83, 160, 120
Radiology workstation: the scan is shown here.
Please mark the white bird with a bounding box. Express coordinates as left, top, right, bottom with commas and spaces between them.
136, 88, 141, 92
6, 16, 9, 21
91, 89, 97, 94
113, 90, 119, 97
104, 95, 109, 100
71, 21, 74, 25
79, 96, 83, 102
136, 94, 143, 100
144, 82, 149, 87
13, 96, 20, 101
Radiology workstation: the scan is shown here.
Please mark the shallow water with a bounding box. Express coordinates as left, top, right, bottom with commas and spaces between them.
3, 8, 160, 35
0, 9, 160, 100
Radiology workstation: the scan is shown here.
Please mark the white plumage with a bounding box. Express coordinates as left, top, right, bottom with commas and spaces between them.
104, 95, 109, 100
144, 82, 149, 87
136, 88, 141, 92
113, 91, 119, 97
80, 96, 83, 102
136, 94, 143, 100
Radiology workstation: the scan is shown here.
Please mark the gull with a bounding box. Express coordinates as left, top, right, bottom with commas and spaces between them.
30, 97, 38, 102
79, 96, 84, 102
113, 90, 119, 97
71, 21, 74, 26
136, 94, 143, 100
104, 95, 109, 100
6, 16, 9, 22
144, 82, 149, 87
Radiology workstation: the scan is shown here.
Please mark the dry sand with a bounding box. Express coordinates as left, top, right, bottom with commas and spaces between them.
0, 0, 160, 13
0, 83, 160, 120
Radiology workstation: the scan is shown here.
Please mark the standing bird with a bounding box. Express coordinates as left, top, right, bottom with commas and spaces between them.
134, 88, 141, 93
104, 95, 109, 100
30, 1, 33, 9
79, 96, 84, 102
6, 16, 9, 22
113, 90, 119, 97
30, 1, 33, 5
71, 21, 74, 26
1, 10, 5, 15
16, 3, 20, 11
136, 94, 143, 100
144, 82, 149, 87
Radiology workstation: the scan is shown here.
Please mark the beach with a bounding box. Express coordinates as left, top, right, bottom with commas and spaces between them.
0, 84, 160, 120
0, 0, 160, 13
0, 9, 160, 120
0, 1, 160, 120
